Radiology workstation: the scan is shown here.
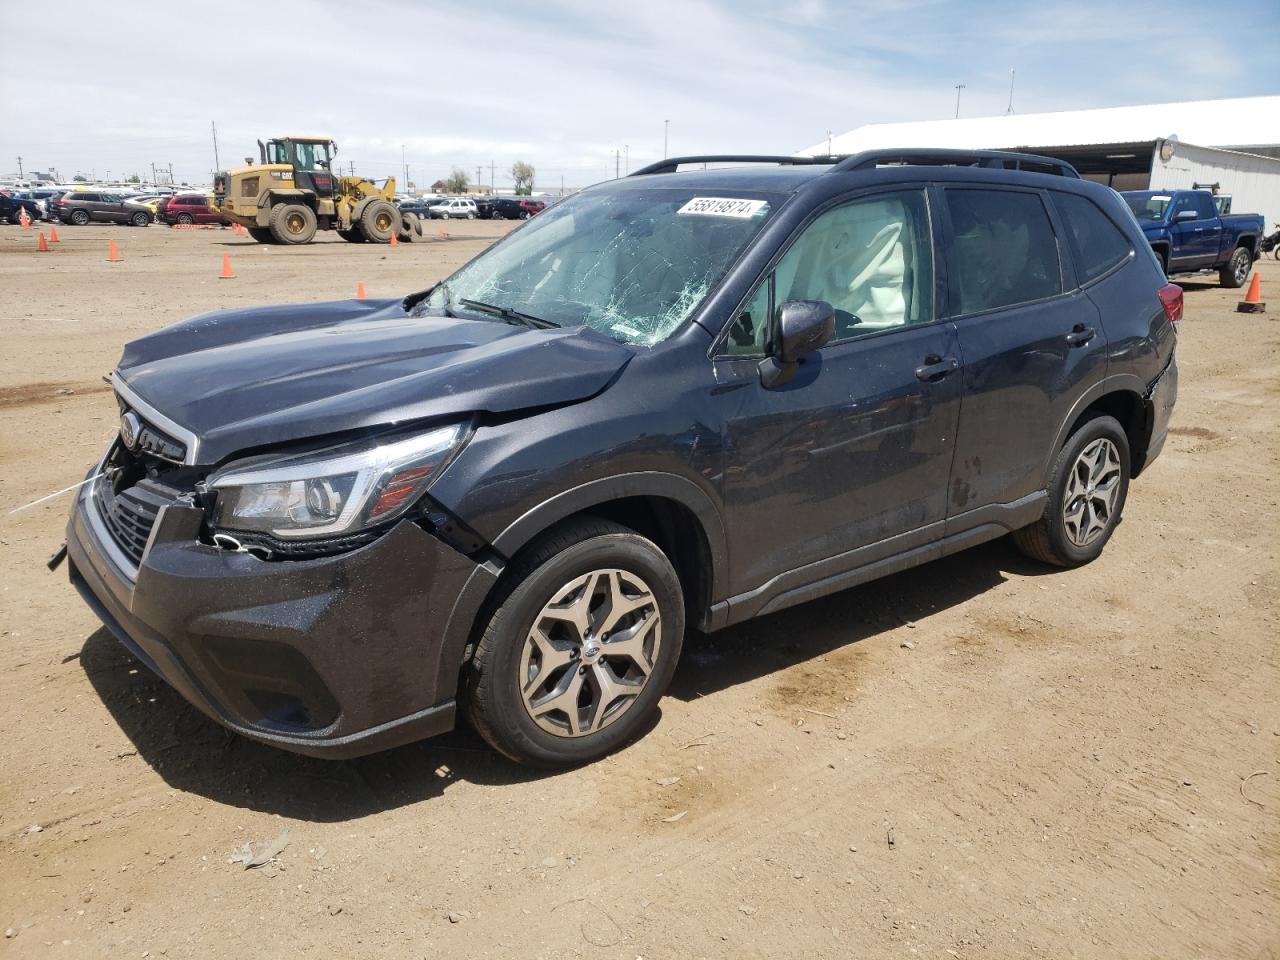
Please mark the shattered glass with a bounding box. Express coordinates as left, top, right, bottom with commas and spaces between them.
423, 189, 779, 346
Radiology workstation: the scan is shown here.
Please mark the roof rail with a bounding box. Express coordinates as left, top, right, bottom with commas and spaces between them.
833, 148, 1080, 178
629, 155, 839, 177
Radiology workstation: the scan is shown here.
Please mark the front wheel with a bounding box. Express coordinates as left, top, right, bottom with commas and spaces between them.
1012, 414, 1130, 567
359, 200, 398, 243
1219, 246, 1251, 288
465, 518, 685, 767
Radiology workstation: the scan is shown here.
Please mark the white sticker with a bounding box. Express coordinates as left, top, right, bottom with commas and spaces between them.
677, 197, 768, 219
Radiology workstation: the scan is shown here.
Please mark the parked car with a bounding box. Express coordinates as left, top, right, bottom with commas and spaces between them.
63, 149, 1179, 767
426, 197, 477, 219
0, 191, 42, 223
28, 188, 66, 219
163, 193, 221, 226
488, 196, 546, 220
53, 191, 153, 226
396, 196, 444, 218
1121, 189, 1264, 287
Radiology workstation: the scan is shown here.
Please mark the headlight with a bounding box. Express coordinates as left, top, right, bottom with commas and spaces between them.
208, 422, 466, 539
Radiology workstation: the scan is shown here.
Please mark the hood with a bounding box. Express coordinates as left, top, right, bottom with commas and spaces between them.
116, 298, 633, 466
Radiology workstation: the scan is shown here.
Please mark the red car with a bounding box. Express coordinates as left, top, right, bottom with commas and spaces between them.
163, 193, 223, 226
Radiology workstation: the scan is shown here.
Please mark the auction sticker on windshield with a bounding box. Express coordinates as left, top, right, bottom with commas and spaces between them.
677, 197, 769, 218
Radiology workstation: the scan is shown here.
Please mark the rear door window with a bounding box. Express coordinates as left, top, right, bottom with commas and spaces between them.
1052, 192, 1132, 284
945, 189, 1063, 314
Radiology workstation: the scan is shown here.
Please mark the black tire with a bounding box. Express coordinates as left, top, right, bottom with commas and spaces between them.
1012, 413, 1130, 568
521, 211, 530, 220
464, 518, 685, 767
269, 203, 317, 244
1219, 246, 1251, 288
398, 212, 418, 242
176, 212, 194, 226
132, 211, 151, 227
441, 212, 451, 220
337, 227, 366, 243
359, 200, 398, 243
247, 226, 275, 244
492, 210, 504, 221
70, 209, 90, 226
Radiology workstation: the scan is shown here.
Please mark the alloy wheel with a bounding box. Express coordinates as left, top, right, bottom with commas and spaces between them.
1234, 251, 1250, 285
1062, 438, 1122, 547
519, 568, 661, 738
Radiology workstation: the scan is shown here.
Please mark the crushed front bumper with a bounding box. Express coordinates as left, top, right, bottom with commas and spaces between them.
66, 479, 497, 759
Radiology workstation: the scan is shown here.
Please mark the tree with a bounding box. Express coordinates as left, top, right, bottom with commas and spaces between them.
73, 174, 87, 182
510, 161, 535, 196
443, 168, 469, 194
127, 174, 140, 184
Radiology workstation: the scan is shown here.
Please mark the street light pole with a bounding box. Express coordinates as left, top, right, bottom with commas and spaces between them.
954, 83, 966, 119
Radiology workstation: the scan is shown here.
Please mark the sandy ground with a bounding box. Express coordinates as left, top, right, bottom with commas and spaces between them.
0, 222, 1277, 959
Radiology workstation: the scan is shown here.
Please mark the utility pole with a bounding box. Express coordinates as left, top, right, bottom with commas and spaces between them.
211, 121, 220, 171
168, 163, 174, 186
664, 120, 669, 159
16, 156, 22, 179
490, 160, 495, 193
615, 149, 620, 179
402, 144, 409, 194
476, 165, 482, 193
150, 162, 157, 186
624, 144, 629, 175
349, 160, 355, 177
1006, 69, 1016, 115
560, 174, 564, 197
954, 84, 965, 119
826, 130, 833, 155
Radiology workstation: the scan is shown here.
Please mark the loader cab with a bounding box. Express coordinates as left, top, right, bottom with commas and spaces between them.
261, 137, 337, 198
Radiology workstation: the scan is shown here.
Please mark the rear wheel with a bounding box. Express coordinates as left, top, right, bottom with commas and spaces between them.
176, 212, 194, 226
247, 226, 275, 244
1012, 413, 1130, 568
466, 212, 476, 220
359, 200, 398, 243
398, 212, 419, 242
465, 518, 685, 767
1220, 246, 1252, 288
70, 209, 90, 226
269, 203, 317, 244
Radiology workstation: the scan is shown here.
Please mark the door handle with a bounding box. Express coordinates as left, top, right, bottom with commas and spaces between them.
915, 354, 958, 382
1066, 324, 1096, 347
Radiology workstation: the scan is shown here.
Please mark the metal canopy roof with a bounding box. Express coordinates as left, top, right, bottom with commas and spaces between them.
801, 96, 1280, 157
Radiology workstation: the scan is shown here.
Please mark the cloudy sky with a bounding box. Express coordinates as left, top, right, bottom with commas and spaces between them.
2, 0, 1277, 189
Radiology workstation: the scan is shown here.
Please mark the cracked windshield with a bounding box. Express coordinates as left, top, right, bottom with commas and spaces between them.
423, 189, 778, 345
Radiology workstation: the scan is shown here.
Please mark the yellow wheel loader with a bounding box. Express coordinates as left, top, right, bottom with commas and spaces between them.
213, 137, 419, 245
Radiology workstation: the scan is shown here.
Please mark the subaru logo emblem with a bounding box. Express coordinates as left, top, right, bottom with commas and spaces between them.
119, 411, 142, 450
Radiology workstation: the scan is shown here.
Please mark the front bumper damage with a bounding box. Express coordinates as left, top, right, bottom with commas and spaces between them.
66, 478, 497, 759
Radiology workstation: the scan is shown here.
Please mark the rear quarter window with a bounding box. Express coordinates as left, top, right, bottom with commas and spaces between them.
1052, 192, 1132, 284
945, 188, 1063, 315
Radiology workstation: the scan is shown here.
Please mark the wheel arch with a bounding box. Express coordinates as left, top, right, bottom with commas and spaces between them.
1043, 378, 1153, 483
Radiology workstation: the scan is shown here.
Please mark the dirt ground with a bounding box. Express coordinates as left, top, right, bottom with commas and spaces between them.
0, 222, 1277, 959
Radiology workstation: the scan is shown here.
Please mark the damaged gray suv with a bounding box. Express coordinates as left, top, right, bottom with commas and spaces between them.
61, 150, 1179, 766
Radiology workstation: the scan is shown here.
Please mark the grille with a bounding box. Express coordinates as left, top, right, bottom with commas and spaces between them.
92, 476, 175, 569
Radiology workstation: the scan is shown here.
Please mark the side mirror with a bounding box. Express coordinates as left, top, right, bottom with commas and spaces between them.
759, 299, 835, 389
1174, 209, 1198, 222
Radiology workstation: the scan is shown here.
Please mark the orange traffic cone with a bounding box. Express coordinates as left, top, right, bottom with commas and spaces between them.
219, 253, 235, 279
355, 282, 367, 300
437, 224, 447, 240
389, 231, 398, 247
49, 225, 59, 243
1237, 271, 1265, 313
19, 208, 30, 229
106, 240, 122, 262
36, 232, 49, 252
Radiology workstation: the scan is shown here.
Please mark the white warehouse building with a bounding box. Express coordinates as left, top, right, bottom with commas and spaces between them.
803, 95, 1280, 227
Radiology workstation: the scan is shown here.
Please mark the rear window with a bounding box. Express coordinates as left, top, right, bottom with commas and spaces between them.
79, 193, 100, 202
945, 189, 1063, 314
1053, 192, 1132, 284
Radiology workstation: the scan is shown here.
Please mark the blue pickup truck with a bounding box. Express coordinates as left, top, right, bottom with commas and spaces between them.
1121, 189, 1264, 288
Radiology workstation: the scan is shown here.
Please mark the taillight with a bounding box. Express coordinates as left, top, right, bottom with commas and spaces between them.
1157, 282, 1183, 326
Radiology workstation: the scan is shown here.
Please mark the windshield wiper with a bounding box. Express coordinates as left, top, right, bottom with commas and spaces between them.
457, 298, 559, 329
